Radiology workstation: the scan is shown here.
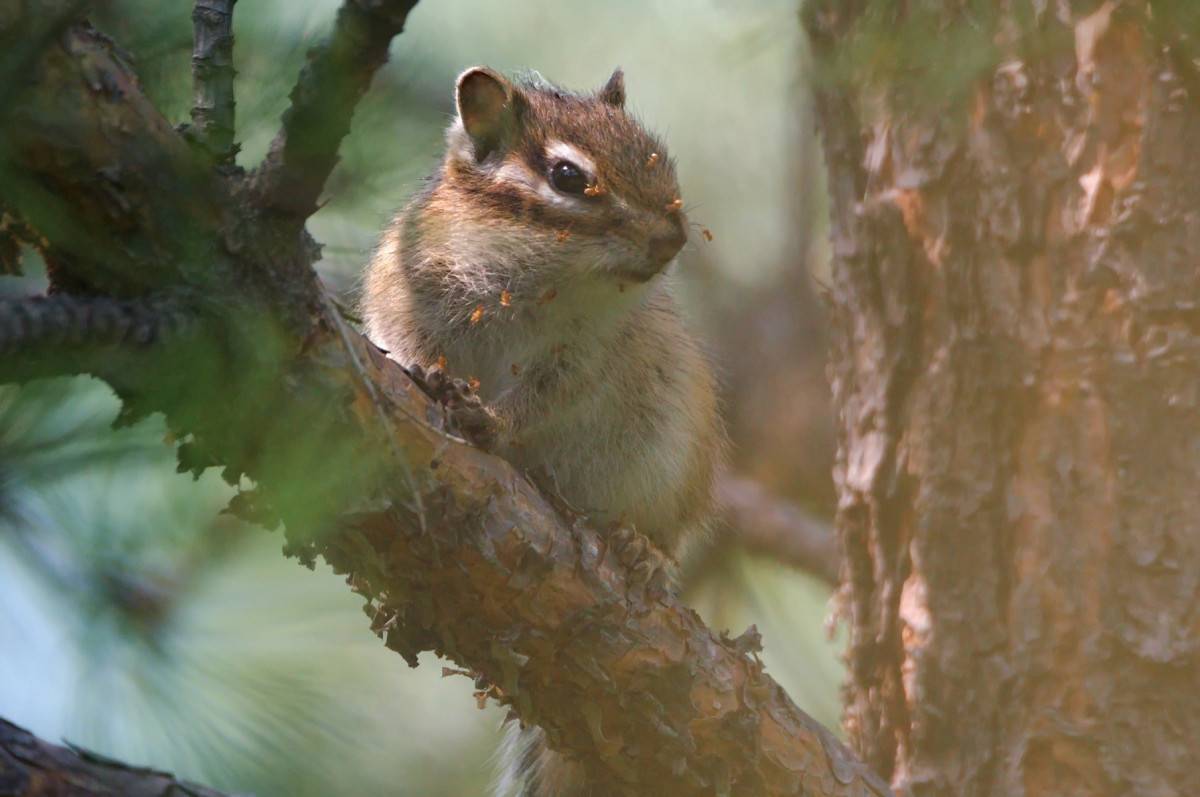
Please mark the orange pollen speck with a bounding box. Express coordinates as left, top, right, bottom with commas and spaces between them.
469, 304, 485, 325
500, 289, 512, 307
436, 355, 448, 370
556, 229, 571, 242
468, 377, 480, 391
583, 184, 605, 197
646, 152, 660, 168
666, 198, 683, 212
702, 228, 714, 242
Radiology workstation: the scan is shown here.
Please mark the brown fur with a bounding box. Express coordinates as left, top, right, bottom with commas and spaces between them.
360, 67, 725, 796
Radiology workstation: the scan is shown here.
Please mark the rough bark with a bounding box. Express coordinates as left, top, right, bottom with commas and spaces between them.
0, 717, 230, 797
0, 2, 888, 794
807, 1, 1200, 795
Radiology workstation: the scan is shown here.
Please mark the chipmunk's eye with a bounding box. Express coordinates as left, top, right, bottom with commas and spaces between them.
550, 160, 589, 196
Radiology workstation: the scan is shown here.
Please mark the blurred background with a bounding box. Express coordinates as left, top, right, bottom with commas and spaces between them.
0, 1, 840, 794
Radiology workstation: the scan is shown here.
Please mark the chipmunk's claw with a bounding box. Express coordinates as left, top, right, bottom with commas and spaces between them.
609, 522, 672, 600
407, 365, 497, 450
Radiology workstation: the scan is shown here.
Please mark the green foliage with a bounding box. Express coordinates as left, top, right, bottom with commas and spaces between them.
0, 377, 502, 795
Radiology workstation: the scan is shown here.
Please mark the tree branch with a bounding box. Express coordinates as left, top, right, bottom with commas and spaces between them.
0, 716, 232, 797
186, 0, 239, 166
0, 294, 195, 353
0, 4, 891, 793
718, 476, 840, 585
0, 293, 201, 387
250, 0, 420, 217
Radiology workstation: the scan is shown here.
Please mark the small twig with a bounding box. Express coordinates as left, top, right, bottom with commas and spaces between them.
716, 476, 840, 586
0, 294, 196, 354
187, 0, 239, 166
250, 0, 420, 217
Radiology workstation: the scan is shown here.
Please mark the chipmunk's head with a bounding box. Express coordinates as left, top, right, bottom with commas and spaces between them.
443, 66, 687, 284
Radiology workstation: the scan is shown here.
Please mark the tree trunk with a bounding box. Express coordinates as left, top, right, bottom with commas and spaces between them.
808, 2, 1200, 795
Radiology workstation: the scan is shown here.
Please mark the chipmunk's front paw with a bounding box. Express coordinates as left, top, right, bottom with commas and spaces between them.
608, 522, 673, 599
407, 364, 497, 450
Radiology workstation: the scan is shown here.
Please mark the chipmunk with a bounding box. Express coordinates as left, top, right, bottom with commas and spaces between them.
361, 65, 725, 796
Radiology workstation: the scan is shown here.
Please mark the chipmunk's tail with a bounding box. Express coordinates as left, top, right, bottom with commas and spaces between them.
492, 719, 594, 797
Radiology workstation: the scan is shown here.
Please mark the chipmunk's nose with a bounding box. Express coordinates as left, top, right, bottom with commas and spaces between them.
648, 214, 687, 267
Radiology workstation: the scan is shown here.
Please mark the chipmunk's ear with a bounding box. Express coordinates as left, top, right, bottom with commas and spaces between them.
598, 68, 625, 108
456, 67, 522, 161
